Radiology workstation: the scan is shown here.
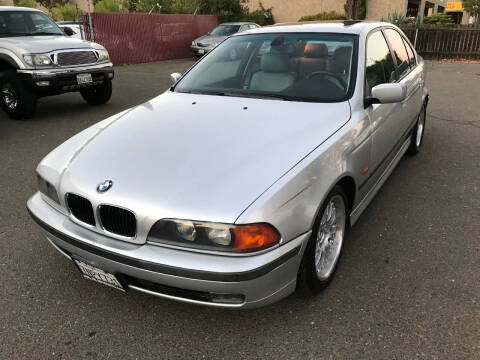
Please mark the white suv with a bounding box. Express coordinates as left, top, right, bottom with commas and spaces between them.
0, 7, 113, 119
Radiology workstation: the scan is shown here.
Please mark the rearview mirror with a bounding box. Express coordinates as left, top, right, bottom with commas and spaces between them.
170, 72, 182, 85
62, 26, 75, 36
365, 83, 407, 107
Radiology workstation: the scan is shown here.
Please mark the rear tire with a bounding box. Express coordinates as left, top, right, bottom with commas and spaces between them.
406, 102, 427, 156
0, 70, 37, 120
80, 79, 112, 105
300, 186, 348, 294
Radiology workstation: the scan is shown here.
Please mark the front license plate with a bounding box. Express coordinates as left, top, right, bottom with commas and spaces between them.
76, 73, 93, 85
198, 49, 205, 55
73, 259, 125, 291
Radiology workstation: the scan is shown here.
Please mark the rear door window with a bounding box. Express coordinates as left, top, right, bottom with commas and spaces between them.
384, 29, 411, 79
402, 37, 416, 68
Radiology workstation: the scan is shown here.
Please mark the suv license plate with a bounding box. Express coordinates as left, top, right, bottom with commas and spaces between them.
77, 73, 93, 85
73, 259, 125, 291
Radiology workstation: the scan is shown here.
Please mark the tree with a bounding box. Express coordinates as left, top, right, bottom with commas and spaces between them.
463, 0, 480, 23
51, 4, 79, 20
199, 0, 248, 22
94, 0, 128, 12
13, 0, 37, 8
344, 0, 367, 20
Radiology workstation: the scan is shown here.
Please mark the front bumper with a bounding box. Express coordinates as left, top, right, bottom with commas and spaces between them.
27, 192, 309, 309
17, 62, 114, 97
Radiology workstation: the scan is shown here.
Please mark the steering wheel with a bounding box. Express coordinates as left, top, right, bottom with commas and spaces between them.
306, 71, 347, 91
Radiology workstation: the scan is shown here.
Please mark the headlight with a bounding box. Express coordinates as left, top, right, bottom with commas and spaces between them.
37, 174, 60, 204
96, 49, 110, 62
147, 220, 280, 253
23, 54, 52, 67
191, 41, 196, 46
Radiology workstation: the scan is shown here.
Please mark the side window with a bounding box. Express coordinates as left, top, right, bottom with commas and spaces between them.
384, 29, 411, 78
365, 31, 397, 93
402, 36, 416, 68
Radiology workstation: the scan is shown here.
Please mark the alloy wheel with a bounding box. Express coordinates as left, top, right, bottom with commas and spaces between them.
2, 83, 18, 111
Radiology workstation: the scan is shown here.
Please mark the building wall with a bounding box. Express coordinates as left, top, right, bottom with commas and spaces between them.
246, 0, 345, 23
0, 0, 14, 5
366, 0, 408, 20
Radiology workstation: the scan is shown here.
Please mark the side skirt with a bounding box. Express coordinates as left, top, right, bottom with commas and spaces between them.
349, 137, 411, 226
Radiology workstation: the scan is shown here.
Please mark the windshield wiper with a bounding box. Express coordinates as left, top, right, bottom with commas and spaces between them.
219, 91, 293, 101
32, 32, 63, 36
0, 33, 30, 37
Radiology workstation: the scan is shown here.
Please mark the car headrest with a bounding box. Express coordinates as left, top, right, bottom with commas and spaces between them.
304, 43, 328, 58
261, 53, 290, 73
333, 46, 353, 70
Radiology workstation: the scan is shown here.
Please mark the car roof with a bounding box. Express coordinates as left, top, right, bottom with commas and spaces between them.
0, 6, 43, 12
242, 21, 391, 36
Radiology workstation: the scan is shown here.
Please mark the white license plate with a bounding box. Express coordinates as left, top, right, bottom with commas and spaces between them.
74, 259, 125, 291
198, 49, 205, 55
76, 73, 93, 85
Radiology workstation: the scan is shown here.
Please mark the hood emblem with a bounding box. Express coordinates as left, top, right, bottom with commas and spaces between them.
97, 180, 113, 193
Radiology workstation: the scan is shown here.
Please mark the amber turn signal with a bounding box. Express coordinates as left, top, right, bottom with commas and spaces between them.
233, 223, 280, 251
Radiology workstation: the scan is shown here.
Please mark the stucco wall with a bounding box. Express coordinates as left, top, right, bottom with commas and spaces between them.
0, 0, 14, 5
246, 0, 345, 23
366, 0, 408, 20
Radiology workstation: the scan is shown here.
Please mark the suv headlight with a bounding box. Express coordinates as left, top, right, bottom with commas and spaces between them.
96, 49, 110, 62
23, 54, 52, 67
147, 219, 280, 253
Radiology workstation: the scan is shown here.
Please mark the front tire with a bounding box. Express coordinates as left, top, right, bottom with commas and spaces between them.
0, 70, 37, 120
80, 79, 112, 105
406, 102, 427, 156
301, 186, 348, 294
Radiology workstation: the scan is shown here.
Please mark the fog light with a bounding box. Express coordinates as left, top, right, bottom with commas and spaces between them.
108, 72, 114, 79
205, 226, 231, 246
175, 220, 196, 241
36, 81, 50, 87
211, 293, 245, 304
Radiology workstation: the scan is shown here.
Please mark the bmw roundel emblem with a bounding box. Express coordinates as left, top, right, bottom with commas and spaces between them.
97, 180, 113, 193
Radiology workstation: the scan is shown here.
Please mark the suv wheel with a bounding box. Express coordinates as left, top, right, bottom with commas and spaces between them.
1, 70, 37, 120
80, 79, 112, 105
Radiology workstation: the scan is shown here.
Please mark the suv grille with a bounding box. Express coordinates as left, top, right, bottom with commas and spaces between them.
66, 194, 95, 226
57, 51, 97, 66
99, 205, 136, 238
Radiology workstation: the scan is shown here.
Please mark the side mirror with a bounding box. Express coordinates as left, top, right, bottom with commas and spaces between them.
365, 83, 407, 107
62, 26, 75, 36
170, 72, 182, 85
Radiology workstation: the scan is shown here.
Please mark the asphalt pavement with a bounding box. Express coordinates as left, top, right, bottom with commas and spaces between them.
0, 60, 479, 359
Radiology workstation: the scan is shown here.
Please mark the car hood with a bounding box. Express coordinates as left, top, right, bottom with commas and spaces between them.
194, 35, 227, 45
1, 35, 99, 54
61, 92, 351, 224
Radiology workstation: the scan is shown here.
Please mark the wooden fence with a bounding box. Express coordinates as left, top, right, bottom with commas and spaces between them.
400, 24, 480, 60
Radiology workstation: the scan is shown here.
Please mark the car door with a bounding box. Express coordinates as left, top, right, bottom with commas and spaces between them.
364, 29, 404, 176
383, 28, 423, 136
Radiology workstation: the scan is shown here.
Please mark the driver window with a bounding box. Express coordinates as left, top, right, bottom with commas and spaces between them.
365, 30, 396, 94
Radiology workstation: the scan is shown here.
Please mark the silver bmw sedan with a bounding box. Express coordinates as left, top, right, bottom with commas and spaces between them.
27, 21, 428, 308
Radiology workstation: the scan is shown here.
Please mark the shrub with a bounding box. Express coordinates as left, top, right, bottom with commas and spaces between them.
14, 0, 37, 8
243, 2, 274, 26
198, 0, 248, 22
51, 4, 79, 21
386, 11, 408, 25
423, 13, 453, 25
94, 0, 128, 12
299, 11, 346, 22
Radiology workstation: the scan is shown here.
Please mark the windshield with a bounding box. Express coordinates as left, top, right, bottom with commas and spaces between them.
210, 25, 241, 36
175, 33, 356, 102
0, 11, 64, 37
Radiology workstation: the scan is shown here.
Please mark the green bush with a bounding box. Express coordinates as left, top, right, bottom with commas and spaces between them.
243, 2, 274, 25
51, 4, 79, 21
198, 0, 248, 22
14, 0, 37, 8
423, 13, 453, 24
386, 11, 408, 25
299, 11, 346, 22
94, 0, 128, 13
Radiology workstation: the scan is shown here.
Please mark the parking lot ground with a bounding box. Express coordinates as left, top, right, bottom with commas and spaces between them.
1, 60, 479, 359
